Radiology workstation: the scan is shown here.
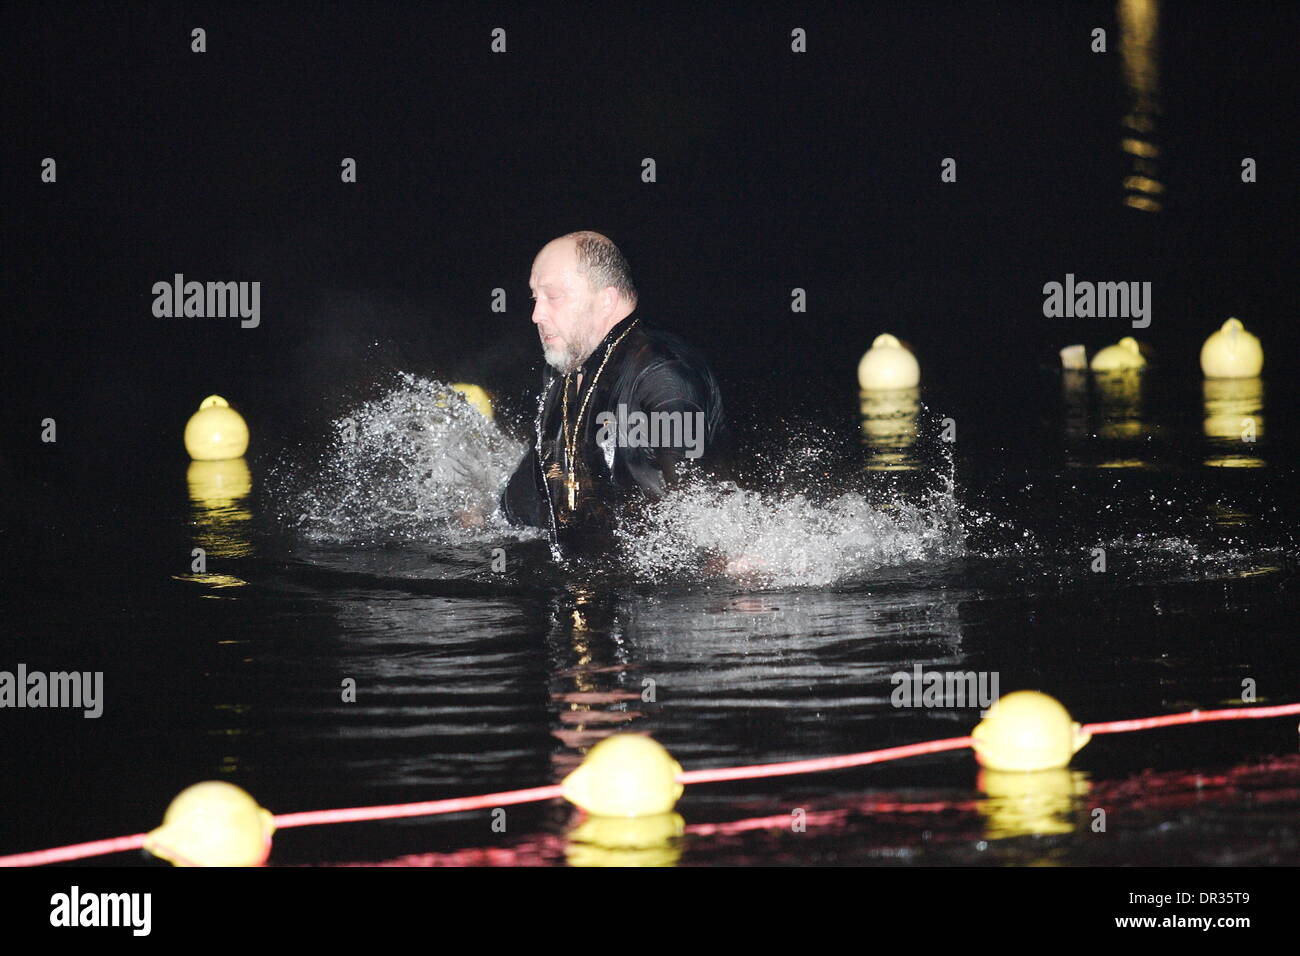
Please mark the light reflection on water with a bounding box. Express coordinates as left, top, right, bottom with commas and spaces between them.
1119, 0, 1164, 212
1203, 378, 1265, 468
1060, 368, 1271, 474
860, 388, 921, 472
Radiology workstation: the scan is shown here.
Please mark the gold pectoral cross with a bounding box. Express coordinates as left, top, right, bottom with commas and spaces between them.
545, 461, 579, 511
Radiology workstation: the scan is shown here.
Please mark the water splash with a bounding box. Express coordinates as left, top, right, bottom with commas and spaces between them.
263, 374, 1292, 591
615, 475, 966, 588
276, 373, 532, 545
274, 381, 969, 583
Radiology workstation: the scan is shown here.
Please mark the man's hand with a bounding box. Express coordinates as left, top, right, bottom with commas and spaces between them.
701, 549, 769, 583
444, 451, 497, 529
455, 506, 487, 529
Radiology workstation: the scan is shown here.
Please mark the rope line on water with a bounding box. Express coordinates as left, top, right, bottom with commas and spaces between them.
274, 784, 564, 829
677, 735, 973, 783
3, 700, 1297, 868
1080, 702, 1300, 735
3, 834, 148, 868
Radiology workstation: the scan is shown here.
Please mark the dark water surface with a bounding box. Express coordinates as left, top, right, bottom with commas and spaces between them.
4, 366, 1297, 866
2, 1, 1297, 866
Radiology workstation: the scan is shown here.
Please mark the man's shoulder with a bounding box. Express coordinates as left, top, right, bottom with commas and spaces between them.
631, 319, 713, 372
620, 319, 723, 415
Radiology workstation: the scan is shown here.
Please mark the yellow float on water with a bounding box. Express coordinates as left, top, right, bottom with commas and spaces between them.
144, 781, 275, 867
971, 691, 1092, 772
451, 383, 494, 420
184, 395, 249, 460
1090, 336, 1146, 372
562, 734, 684, 817
857, 334, 920, 390
1200, 318, 1263, 379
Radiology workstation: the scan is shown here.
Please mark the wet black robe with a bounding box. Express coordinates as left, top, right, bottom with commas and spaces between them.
500, 314, 727, 554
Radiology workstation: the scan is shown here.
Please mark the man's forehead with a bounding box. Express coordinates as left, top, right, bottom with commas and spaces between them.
529, 269, 580, 292
530, 240, 579, 281
529, 274, 570, 289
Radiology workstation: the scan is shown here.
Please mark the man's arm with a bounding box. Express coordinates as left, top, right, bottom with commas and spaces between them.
498, 370, 559, 529
621, 358, 715, 495
500, 445, 548, 527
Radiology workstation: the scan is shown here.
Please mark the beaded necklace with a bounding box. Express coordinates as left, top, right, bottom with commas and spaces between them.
555, 319, 640, 510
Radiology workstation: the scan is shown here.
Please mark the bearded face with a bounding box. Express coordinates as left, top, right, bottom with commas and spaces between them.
531, 248, 602, 373
541, 304, 596, 373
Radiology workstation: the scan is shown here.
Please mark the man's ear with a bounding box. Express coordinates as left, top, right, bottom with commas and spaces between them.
600, 285, 620, 318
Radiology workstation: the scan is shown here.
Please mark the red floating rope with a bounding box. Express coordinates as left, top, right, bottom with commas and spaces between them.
2, 701, 1296, 868
677, 735, 973, 784
1081, 702, 1300, 735
273, 784, 564, 829
1, 834, 147, 868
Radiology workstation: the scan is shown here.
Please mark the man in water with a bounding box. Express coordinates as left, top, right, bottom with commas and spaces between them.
500, 231, 727, 555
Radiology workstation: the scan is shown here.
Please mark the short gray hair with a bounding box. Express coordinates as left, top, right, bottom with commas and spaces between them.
562, 230, 638, 305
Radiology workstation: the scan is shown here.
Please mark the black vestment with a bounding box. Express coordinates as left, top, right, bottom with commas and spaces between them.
500, 314, 727, 554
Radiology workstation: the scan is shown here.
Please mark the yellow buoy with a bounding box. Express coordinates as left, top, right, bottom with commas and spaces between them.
144, 781, 274, 867
184, 395, 249, 461
857, 334, 920, 390
1200, 318, 1263, 379
1090, 336, 1146, 372
971, 691, 1092, 772
451, 383, 494, 420
561, 734, 684, 817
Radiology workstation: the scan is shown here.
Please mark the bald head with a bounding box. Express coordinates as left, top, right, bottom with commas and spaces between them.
529, 231, 637, 374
